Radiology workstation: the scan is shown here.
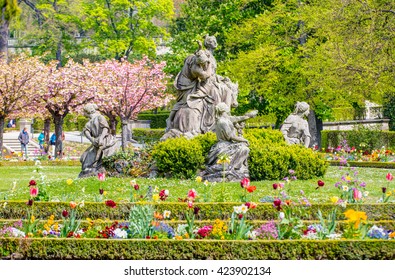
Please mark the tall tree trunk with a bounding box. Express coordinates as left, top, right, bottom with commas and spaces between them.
108, 115, 118, 136
56, 40, 62, 67
0, 116, 5, 157
121, 118, 128, 151
43, 117, 51, 153
53, 114, 64, 159
0, 13, 9, 61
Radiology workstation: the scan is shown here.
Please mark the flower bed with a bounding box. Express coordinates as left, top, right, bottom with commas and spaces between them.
1, 238, 394, 260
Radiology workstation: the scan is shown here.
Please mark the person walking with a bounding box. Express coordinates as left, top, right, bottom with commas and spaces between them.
18, 127, 29, 160
38, 130, 45, 154
50, 133, 56, 157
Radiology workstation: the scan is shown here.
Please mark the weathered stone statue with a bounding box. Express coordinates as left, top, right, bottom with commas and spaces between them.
201, 103, 258, 182
280, 101, 311, 148
79, 103, 119, 178
161, 36, 238, 140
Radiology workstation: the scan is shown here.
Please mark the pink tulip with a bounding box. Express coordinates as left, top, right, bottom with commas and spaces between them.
30, 187, 38, 197
98, 173, 106, 181
386, 173, 393, 181
240, 178, 250, 188
188, 201, 193, 208
353, 188, 362, 200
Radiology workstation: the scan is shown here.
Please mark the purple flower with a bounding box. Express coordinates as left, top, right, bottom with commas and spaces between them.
289, 170, 295, 175
359, 182, 366, 188
335, 182, 342, 188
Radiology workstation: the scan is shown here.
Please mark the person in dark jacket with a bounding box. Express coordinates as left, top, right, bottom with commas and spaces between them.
18, 127, 29, 159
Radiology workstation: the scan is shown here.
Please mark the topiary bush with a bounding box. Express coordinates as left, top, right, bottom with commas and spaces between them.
151, 137, 205, 179
193, 132, 217, 158
245, 129, 328, 181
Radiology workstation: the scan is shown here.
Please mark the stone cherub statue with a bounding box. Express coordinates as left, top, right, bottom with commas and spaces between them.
79, 103, 119, 178
280, 101, 311, 148
201, 102, 258, 182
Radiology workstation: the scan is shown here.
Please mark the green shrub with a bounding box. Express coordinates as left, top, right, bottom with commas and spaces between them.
193, 132, 217, 158
151, 138, 204, 179
248, 142, 328, 181
138, 113, 169, 129
1, 201, 395, 221
132, 128, 165, 143
328, 161, 395, 169
245, 129, 328, 180
244, 128, 285, 144
1, 237, 395, 260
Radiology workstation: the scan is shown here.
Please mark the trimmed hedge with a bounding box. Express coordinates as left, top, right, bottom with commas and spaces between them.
321, 130, 395, 151
245, 129, 328, 180
1, 202, 394, 221
151, 133, 216, 179
0, 160, 81, 167
138, 113, 169, 129
32, 115, 89, 132
1, 238, 394, 259
328, 161, 395, 169
132, 128, 165, 143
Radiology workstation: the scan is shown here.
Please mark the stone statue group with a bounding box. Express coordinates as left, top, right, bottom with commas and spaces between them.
79, 35, 312, 181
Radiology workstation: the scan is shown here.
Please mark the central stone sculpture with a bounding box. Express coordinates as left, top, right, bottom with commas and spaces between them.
201, 103, 257, 182
161, 35, 239, 140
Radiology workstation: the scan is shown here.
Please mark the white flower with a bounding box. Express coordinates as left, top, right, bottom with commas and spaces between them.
233, 206, 242, 214
342, 185, 349, 192
79, 201, 85, 208
363, 191, 369, 197
163, 210, 171, 219
11, 228, 26, 237
240, 204, 248, 213
247, 230, 257, 240
204, 180, 209, 186
279, 212, 285, 220
113, 228, 127, 239
164, 189, 169, 196
35, 160, 41, 166
327, 233, 342, 240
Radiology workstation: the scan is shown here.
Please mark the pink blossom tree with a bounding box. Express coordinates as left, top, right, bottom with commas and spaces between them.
35, 59, 95, 158
0, 55, 45, 156
93, 57, 173, 150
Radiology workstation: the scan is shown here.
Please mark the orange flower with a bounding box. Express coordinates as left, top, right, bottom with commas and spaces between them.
151, 221, 160, 227
285, 200, 292, 205
154, 212, 163, 220
70, 201, 77, 209
246, 185, 256, 193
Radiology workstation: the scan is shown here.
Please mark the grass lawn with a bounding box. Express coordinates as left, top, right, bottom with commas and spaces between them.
0, 165, 394, 204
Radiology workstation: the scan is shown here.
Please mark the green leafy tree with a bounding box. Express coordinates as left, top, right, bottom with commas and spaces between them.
17, 0, 84, 65
0, 0, 20, 60
164, 0, 271, 75
82, 0, 174, 60
222, 0, 308, 125
300, 0, 395, 109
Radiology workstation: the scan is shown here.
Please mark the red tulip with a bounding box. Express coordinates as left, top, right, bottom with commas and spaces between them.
62, 210, 69, 218
386, 173, 393, 181
272, 183, 278, 190
105, 200, 116, 208
246, 185, 256, 193
29, 180, 37, 186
